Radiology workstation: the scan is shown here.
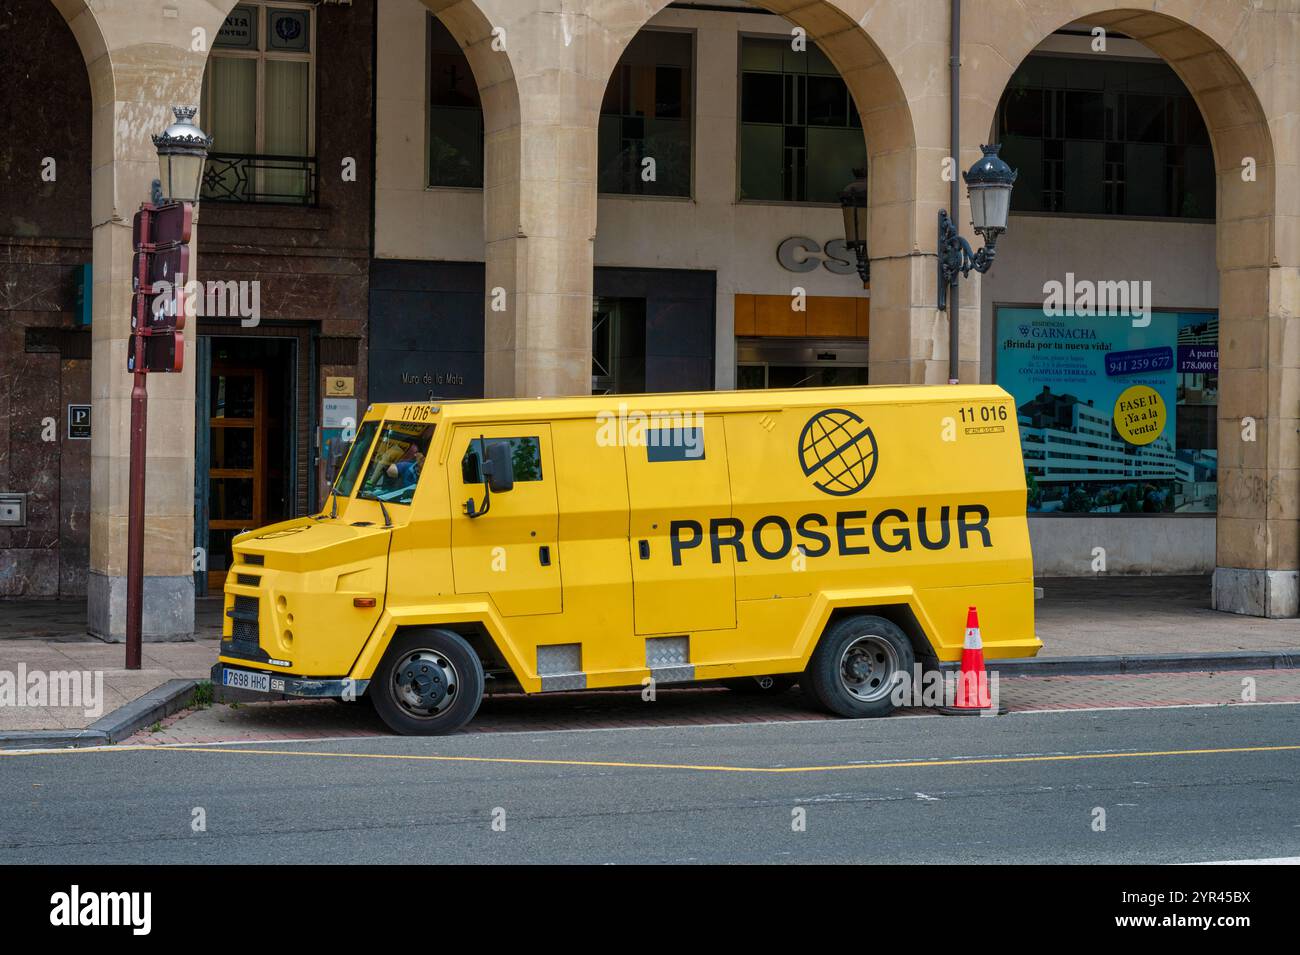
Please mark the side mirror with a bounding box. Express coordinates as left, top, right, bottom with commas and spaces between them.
485, 440, 514, 494
464, 435, 513, 518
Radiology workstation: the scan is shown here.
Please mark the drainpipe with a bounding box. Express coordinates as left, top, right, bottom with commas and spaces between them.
948, 0, 961, 384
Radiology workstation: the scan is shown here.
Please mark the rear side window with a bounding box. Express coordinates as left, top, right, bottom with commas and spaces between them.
646, 426, 704, 462
461, 436, 543, 482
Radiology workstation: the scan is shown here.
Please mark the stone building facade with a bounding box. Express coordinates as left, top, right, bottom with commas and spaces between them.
0, 0, 1296, 634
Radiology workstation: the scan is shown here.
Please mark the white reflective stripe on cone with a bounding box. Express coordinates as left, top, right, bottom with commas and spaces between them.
964, 627, 983, 649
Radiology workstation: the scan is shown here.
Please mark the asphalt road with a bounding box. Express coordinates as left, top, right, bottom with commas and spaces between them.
2, 703, 1298, 864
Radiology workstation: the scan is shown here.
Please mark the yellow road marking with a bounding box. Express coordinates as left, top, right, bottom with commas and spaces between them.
4, 742, 1299, 774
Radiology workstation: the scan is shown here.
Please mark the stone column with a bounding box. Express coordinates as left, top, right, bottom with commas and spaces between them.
476, 10, 600, 399
1210, 32, 1300, 617
70, 1, 227, 640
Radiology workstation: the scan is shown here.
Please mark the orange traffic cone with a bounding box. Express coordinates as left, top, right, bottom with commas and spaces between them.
938, 606, 997, 715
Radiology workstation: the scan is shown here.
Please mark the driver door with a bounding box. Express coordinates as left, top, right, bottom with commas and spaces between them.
447, 424, 561, 617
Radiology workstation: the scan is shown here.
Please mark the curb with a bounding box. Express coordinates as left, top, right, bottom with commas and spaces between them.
4, 649, 1298, 748
961, 649, 1300, 677
0, 679, 201, 751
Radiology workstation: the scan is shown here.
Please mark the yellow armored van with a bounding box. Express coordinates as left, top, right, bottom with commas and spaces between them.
213, 385, 1039, 733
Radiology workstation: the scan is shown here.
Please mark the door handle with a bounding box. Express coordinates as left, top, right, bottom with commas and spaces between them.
638, 540, 650, 560
539, 545, 551, 566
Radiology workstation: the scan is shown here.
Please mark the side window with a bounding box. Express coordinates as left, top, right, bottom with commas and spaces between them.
461, 436, 543, 482
331, 420, 378, 497
646, 426, 704, 462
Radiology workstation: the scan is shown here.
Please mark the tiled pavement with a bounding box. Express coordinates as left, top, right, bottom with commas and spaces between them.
125, 668, 1300, 745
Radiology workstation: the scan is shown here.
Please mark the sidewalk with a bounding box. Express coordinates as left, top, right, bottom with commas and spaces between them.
0, 599, 222, 734
1034, 575, 1300, 655
1, 577, 1298, 738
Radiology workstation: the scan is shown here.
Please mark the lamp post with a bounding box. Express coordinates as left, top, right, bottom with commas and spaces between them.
937, 143, 1017, 382
124, 107, 210, 669
839, 168, 869, 286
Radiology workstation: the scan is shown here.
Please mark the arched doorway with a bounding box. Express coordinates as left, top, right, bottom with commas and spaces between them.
967, 3, 1290, 616
592, 0, 924, 388
0, 0, 96, 598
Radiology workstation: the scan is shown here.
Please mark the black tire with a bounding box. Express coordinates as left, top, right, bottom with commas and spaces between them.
722, 675, 797, 695
370, 629, 484, 735
803, 614, 914, 718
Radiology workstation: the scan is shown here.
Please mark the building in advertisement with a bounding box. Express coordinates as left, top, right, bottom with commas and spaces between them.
1, 0, 1297, 633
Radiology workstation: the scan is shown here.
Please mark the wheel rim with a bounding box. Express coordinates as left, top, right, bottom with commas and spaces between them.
837, 635, 899, 703
392, 649, 460, 719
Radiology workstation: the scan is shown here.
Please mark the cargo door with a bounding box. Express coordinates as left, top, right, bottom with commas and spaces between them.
625, 415, 735, 634
449, 424, 561, 616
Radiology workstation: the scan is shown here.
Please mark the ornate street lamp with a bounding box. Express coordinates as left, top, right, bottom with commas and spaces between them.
839, 168, 869, 285
151, 105, 212, 205
937, 143, 1017, 311
123, 107, 210, 671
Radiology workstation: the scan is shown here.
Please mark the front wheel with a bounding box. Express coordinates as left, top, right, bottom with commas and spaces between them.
803, 615, 914, 719
370, 629, 484, 735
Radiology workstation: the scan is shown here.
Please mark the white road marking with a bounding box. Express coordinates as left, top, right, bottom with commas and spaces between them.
1182, 857, 1300, 865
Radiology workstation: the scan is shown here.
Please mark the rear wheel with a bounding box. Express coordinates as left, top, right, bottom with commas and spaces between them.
722, 675, 797, 695
803, 615, 913, 718
370, 629, 484, 735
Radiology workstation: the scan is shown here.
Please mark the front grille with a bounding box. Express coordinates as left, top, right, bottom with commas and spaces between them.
235, 573, 260, 586
242, 553, 264, 566
227, 595, 261, 652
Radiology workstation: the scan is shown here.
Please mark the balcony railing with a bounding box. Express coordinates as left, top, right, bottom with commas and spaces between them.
201, 153, 318, 206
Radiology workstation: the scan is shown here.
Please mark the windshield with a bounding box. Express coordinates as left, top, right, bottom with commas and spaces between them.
330, 420, 378, 498
358, 422, 436, 505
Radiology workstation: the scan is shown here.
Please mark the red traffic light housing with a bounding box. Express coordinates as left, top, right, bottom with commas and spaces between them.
127, 201, 193, 372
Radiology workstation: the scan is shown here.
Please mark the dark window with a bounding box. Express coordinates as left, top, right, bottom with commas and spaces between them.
428, 15, 483, 188
202, 4, 316, 205
592, 297, 647, 394
646, 427, 704, 461
461, 437, 543, 483
739, 36, 866, 203
996, 54, 1214, 218
598, 30, 693, 197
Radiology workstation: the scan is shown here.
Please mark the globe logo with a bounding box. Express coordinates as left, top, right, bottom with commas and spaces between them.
798, 408, 878, 496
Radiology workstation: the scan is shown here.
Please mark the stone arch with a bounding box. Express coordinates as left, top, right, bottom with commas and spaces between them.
56, 0, 247, 639
964, 1, 1291, 614
590, 0, 928, 382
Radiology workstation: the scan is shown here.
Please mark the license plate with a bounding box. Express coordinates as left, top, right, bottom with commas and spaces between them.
222, 669, 270, 693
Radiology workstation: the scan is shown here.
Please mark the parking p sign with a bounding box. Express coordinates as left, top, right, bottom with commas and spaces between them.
68, 404, 91, 440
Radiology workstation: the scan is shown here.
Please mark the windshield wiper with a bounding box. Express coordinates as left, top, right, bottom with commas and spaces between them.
314, 490, 339, 521
378, 499, 392, 528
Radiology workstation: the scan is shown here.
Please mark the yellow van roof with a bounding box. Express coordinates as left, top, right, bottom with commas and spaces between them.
368, 383, 1012, 424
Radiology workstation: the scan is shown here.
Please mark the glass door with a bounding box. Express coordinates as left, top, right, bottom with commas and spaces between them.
207, 364, 266, 590
735, 337, 869, 389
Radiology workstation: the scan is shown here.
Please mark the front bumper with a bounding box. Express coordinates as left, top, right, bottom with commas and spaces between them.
211, 663, 370, 700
